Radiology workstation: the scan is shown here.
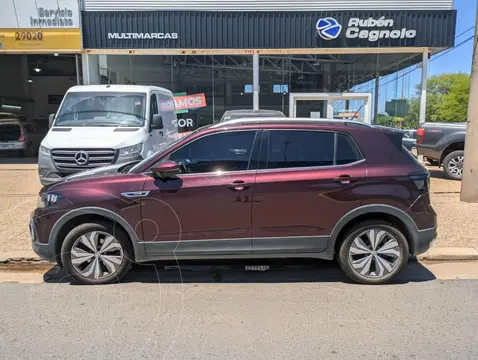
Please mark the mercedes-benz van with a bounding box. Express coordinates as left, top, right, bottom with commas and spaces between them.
38, 85, 179, 185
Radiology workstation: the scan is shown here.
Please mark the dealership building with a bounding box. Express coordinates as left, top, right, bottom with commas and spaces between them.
1, 0, 457, 129
0, 0, 82, 125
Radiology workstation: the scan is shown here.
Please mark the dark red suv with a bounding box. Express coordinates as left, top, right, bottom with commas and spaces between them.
30, 119, 437, 285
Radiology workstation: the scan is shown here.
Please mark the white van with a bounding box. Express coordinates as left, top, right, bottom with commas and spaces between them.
38, 85, 178, 185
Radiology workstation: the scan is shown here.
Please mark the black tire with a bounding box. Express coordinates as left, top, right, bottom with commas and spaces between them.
337, 220, 409, 285
60, 222, 133, 285
426, 158, 439, 166
442, 150, 464, 180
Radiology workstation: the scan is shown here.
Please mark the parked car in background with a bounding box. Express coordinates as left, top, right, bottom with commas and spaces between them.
220, 109, 285, 123
402, 129, 417, 152
0, 113, 44, 156
38, 85, 179, 185
31, 118, 436, 285
416, 122, 466, 180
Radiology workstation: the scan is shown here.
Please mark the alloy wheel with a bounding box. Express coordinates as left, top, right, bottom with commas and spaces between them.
348, 228, 402, 279
448, 155, 464, 178
70, 231, 124, 280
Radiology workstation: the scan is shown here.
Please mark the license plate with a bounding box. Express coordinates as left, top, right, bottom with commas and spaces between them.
245, 265, 270, 272
0, 143, 14, 148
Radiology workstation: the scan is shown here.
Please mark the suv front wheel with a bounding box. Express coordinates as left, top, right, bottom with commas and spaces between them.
61, 222, 133, 285
337, 220, 409, 285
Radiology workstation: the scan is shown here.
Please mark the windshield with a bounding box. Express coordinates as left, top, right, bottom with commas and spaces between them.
55, 92, 147, 127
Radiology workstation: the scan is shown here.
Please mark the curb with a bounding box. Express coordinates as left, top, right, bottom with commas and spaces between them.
417, 247, 478, 261
0, 251, 46, 264
1, 247, 478, 266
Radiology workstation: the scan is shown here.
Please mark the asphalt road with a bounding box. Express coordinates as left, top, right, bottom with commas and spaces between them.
0, 261, 477, 360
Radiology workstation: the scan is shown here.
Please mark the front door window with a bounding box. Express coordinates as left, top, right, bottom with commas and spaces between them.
168, 130, 257, 174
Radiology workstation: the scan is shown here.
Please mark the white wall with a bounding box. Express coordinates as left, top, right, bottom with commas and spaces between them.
0, 0, 80, 29
84, 0, 454, 11
30, 76, 76, 119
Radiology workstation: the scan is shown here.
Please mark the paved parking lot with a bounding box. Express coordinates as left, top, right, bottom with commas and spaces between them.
0, 157, 477, 256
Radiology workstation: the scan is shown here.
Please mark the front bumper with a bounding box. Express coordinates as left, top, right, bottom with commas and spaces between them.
29, 219, 55, 262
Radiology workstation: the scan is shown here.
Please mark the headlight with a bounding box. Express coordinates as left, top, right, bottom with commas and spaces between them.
37, 193, 63, 208
119, 143, 143, 157
39, 145, 51, 156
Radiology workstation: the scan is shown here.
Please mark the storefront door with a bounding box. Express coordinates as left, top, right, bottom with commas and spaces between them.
289, 92, 372, 123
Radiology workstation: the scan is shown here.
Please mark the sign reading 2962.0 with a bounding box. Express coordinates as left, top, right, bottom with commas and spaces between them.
316, 16, 417, 42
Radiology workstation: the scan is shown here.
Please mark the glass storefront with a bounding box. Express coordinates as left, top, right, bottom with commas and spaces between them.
95, 52, 418, 129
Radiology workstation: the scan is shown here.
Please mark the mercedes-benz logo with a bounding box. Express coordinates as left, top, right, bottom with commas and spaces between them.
74, 151, 89, 165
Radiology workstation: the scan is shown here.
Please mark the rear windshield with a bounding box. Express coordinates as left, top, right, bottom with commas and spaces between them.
0, 123, 21, 141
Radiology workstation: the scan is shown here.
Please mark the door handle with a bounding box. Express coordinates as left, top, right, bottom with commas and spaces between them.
334, 175, 357, 185
229, 180, 250, 192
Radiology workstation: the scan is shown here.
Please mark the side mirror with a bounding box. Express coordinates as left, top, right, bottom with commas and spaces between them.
48, 114, 55, 128
151, 160, 180, 179
151, 114, 164, 130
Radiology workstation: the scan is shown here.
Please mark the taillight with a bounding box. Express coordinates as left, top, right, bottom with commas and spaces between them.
416, 128, 425, 145
18, 134, 25, 142
409, 172, 430, 192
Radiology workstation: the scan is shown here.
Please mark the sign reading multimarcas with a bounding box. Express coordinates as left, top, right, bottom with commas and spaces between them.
81, 10, 456, 49
316, 16, 416, 42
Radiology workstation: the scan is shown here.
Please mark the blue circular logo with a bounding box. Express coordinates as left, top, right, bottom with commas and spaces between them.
316, 17, 342, 40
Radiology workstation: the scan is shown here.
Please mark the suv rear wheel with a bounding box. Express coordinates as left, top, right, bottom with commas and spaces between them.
60, 222, 133, 285
443, 150, 464, 180
337, 220, 409, 285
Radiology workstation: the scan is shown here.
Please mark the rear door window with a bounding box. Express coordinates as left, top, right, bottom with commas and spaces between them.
265, 130, 335, 169
264, 130, 362, 170
335, 133, 363, 165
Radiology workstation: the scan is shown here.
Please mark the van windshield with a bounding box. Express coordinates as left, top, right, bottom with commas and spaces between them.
54, 92, 147, 127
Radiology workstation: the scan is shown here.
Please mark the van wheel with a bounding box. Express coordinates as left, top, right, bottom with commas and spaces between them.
443, 150, 464, 180
337, 220, 409, 285
60, 222, 133, 285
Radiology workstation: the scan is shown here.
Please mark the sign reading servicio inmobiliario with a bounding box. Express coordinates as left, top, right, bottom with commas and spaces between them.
82, 10, 456, 49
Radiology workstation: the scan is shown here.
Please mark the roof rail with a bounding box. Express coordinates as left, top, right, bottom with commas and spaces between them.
211, 117, 373, 128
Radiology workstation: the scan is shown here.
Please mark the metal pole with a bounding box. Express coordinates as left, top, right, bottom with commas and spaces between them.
374, 73, 380, 123
419, 50, 429, 124
253, 54, 259, 110
461, 7, 478, 203
75, 54, 80, 85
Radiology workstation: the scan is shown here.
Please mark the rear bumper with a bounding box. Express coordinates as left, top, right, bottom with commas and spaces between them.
412, 227, 437, 255
0, 142, 26, 151
416, 146, 441, 161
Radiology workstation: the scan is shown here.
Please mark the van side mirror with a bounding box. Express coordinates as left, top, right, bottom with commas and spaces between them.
48, 114, 55, 128
151, 114, 164, 130
151, 160, 180, 179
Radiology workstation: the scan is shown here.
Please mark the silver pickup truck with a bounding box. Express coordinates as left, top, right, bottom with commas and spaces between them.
416, 122, 466, 180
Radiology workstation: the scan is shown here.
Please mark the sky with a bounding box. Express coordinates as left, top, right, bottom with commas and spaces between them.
349, 0, 476, 115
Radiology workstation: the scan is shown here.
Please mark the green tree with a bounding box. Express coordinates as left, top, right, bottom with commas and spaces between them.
405, 73, 470, 124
